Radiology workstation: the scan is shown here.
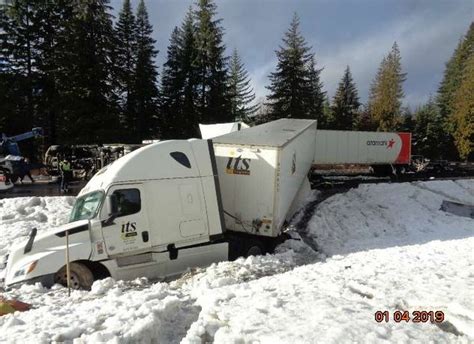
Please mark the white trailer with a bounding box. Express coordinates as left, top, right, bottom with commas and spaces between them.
2, 119, 317, 290
213, 119, 316, 236
313, 130, 411, 165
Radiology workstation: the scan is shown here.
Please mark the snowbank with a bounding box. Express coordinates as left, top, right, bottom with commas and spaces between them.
0, 196, 74, 274
0, 180, 473, 343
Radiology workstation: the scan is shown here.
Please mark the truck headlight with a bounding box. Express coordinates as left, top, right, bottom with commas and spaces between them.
14, 260, 38, 278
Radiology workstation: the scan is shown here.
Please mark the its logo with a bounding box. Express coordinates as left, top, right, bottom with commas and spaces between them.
121, 221, 137, 239
226, 155, 251, 175
387, 139, 395, 149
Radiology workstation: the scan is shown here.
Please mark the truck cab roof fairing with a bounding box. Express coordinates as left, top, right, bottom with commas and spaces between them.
79, 140, 213, 196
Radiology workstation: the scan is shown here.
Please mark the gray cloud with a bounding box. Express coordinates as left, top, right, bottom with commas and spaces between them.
111, 0, 473, 109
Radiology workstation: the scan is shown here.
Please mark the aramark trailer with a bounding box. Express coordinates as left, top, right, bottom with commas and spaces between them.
313, 130, 411, 165
2, 119, 318, 290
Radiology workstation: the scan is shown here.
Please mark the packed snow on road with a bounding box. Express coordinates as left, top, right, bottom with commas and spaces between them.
0, 179, 473, 343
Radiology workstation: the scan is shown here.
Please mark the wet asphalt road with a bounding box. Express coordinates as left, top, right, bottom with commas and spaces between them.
0, 180, 87, 199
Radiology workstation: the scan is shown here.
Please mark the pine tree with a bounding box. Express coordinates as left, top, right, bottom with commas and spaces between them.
0, 1, 73, 147
161, 26, 184, 139
368, 42, 406, 131
413, 99, 445, 159
437, 22, 473, 160
134, 0, 159, 142
180, 8, 199, 137
320, 96, 333, 129
161, 8, 199, 139
398, 107, 415, 133
354, 105, 377, 131
305, 55, 325, 121
194, 0, 231, 124
115, 0, 137, 139
228, 48, 258, 122
451, 53, 474, 160
55, 0, 118, 143
266, 13, 321, 120
438, 23, 474, 123
0, 0, 40, 134
35, 1, 75, 145
331, 66, 360, 130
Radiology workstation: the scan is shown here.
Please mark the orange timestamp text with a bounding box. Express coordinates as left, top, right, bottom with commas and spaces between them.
374, 310, 444, 323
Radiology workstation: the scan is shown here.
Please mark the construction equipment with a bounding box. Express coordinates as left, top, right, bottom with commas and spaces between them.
0, 128, 43, 183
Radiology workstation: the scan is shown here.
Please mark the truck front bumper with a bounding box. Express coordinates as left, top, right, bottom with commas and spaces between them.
5, 273, 56, 290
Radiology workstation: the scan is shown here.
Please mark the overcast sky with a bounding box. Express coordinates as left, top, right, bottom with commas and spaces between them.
110, 0, 473, 109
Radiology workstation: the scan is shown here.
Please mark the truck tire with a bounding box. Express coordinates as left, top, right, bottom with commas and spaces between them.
243, 239, 266, 258
54, 262, 94, 290
228, 236, 267, 260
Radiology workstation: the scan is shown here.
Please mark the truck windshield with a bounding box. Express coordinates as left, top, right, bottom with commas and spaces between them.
69, 191, 104, 222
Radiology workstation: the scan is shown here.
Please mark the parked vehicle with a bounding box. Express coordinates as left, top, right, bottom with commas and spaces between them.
0, 128, 43, 182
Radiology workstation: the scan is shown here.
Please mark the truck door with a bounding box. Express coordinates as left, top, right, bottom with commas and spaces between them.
102, 185, 151, 257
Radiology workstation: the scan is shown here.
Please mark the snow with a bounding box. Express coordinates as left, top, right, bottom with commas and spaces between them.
0, 180, 473, 343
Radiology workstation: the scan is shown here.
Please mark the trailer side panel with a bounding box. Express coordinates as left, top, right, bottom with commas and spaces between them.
314, 130, 411, 165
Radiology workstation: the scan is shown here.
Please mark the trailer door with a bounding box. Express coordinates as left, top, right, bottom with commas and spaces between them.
102, 185, 152, 257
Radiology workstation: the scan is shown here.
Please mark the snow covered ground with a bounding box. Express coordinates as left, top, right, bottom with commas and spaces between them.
0, 180, 473, 343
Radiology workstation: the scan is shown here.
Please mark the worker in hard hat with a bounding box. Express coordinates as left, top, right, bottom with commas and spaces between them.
59, 158, 72, 193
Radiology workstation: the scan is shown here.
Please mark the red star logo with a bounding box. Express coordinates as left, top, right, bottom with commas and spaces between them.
387, 139, 395, 149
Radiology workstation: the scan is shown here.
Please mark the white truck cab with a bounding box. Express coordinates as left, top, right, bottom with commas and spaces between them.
4, 139, 228, 289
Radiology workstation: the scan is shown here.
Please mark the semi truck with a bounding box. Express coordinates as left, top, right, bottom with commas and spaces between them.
2, 119, 317, 290
2, 119, 414, 289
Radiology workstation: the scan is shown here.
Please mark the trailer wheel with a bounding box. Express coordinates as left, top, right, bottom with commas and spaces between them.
54, 262, 94, 290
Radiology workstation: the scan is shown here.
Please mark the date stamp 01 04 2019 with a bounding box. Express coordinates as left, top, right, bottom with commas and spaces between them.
374, 310, 445, 323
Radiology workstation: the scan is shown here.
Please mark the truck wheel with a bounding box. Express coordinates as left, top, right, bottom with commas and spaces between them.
244, 240, 266, 257
54, 262, 94, 290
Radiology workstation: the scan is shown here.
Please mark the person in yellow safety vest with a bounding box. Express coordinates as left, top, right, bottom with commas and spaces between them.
59, 158, 72, 193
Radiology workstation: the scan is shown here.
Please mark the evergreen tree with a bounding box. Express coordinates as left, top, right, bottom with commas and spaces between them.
413, 99, 445, 159
331, 66, 360, 130
194, 0, 231, 124
161, 8, 198, 139
0, 0, 40, 134
437, 22, 473, 160
114, 0, 137, 139
305, 55, 325, 120
354, 104, 377, 131
228, 48, 258, 122
0, 1, 73, 147
451, 53, 474, 160
398, 107, 415, 133
368, 42, 406, 131
253, 97, 272, 125
35, 1, 75, 145
133, 0, 159, 142
161, 26, 184, 138
266, 13, 323, 120
438, 23, 474, 123
55, 0, 118, 143
320, 96, 333, 129
180, 8, 199, 137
